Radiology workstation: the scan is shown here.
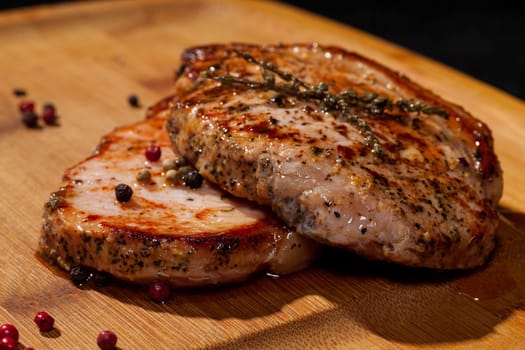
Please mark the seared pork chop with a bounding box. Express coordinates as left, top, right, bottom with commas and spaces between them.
39, 98, 319, 287
167, 43, 503, 269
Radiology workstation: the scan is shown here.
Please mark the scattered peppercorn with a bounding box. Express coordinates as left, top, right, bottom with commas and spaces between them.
42, 103, 57, 125
34, 311, 54, 332
147, 280, 171, 303
22, 111, 39, 128
145, 145, 161, 162
0, 324, 18, 343
18, 100, 34, 113
97, 330, 118, 350
183, 170, 203, 189
70, 265, 93, 287
165, 169, 180, 184
177, 166, 193, 177
0, 336, 17, 350
128, 94, 140, 108
12, 88, 27, 97
136, 169, 151, 183
115, 183, 133, 202
162, 159, 177, 172
166, 166, 193, 185
70, 266, 111, 288
174, 157, 188, 168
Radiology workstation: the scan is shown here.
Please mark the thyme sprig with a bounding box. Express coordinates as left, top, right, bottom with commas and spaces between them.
201, 50, 449, 159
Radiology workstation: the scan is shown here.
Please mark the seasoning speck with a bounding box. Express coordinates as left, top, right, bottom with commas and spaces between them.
115, 183, 133, 202
128, 94, 140, 108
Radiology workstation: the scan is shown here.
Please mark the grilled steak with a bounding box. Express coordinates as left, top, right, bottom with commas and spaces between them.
167, 43, 503, 269
39, 97, 319, 287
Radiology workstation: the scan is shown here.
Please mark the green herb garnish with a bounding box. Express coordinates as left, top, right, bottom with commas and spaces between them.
201, 50, 449, 159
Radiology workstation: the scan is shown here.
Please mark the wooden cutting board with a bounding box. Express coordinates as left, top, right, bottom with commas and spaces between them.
1, 1, 525, 349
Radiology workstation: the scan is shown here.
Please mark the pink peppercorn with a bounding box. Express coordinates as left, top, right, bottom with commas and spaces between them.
147, 280, 171, 303
145, 145, 161, 162
34, 311, 55, 332
97, 330, 118, 350
0, 324, 18, 342
0, 336, 17, 350
42, 103, 57, 125
18, 100, 35, 113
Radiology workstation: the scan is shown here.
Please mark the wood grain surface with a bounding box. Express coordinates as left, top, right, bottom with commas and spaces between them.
1, 1, 525, 349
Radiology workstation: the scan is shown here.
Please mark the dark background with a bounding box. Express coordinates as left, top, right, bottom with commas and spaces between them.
2, 1, 524, 101
281, 1, 525, 101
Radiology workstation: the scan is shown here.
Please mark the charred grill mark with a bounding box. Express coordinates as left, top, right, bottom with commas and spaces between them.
97, 213, 281, 243
337, 145, 356, 160
334, 123, 349, 137
361, 166, 389, 187
393, 131, 428, 150
346, 50, 499, 180
217, 114, 302, 141
83, 215, 101, 222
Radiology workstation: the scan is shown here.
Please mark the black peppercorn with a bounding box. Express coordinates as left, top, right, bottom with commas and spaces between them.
182, 170, 203, 189
128, 94, 140, 108
115, 183, 133, 202
22, 111, 39, 128
174, 157, 188, 169
12, 88, 27, 97
70, 266, 93, 287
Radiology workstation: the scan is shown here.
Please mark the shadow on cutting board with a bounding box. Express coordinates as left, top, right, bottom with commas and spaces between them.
94, 208, 525, 346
